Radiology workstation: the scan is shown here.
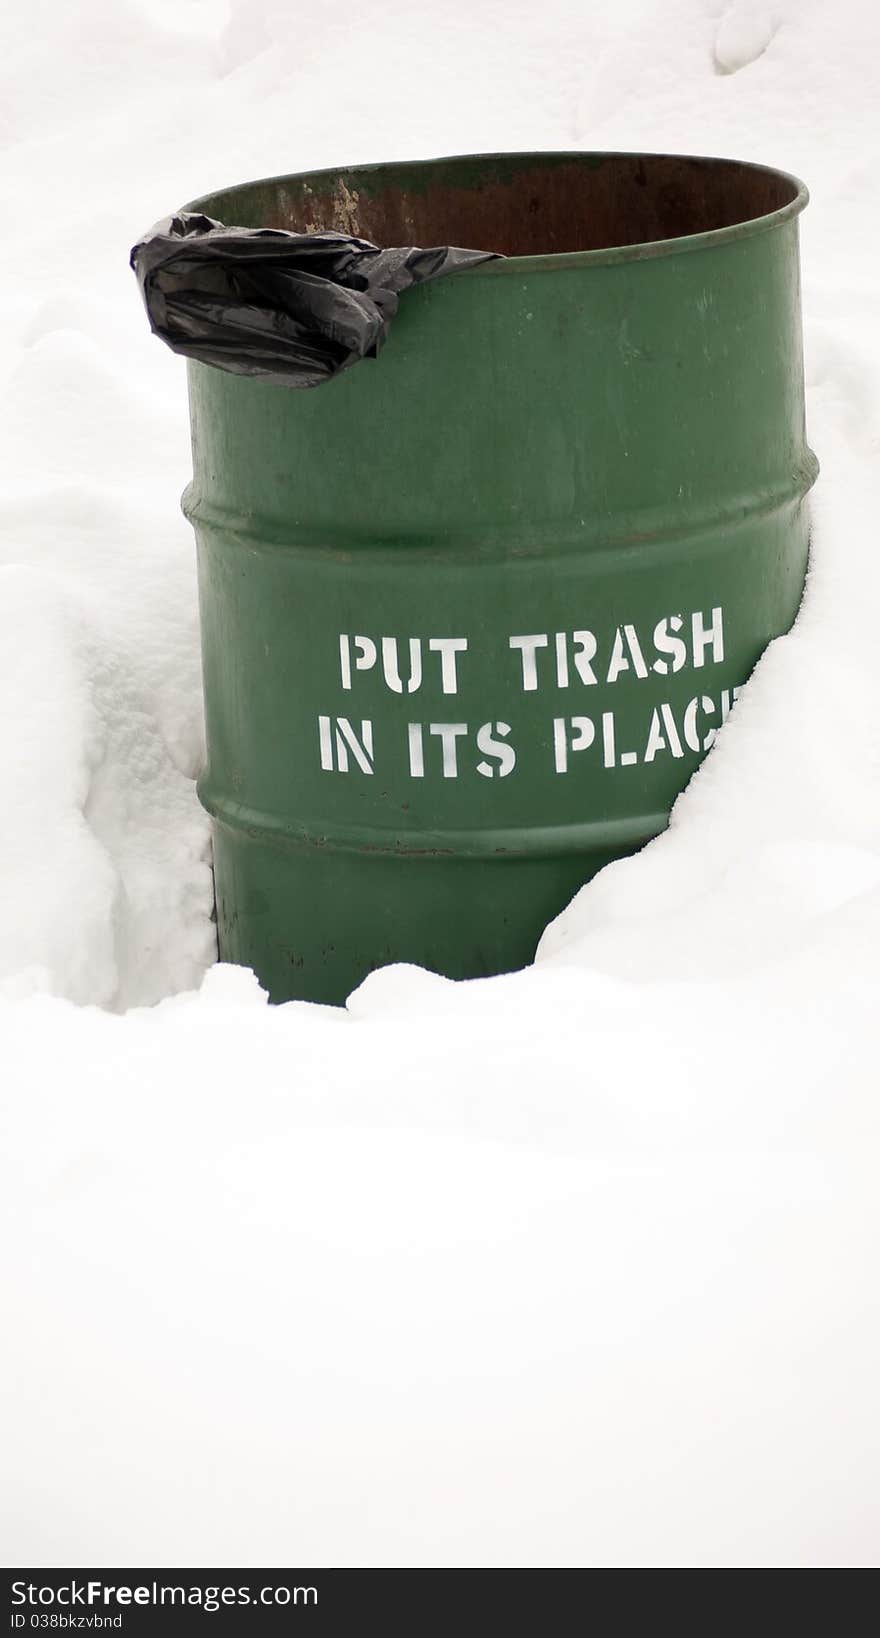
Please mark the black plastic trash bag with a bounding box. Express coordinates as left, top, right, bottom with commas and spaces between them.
130, 212, 497, 389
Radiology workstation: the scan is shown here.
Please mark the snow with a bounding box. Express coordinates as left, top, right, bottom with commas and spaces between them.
2, 0, 879, 1568
713, 5, 777, 74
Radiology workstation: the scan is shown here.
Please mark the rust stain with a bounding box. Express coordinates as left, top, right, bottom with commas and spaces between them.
259, 156, 796, 258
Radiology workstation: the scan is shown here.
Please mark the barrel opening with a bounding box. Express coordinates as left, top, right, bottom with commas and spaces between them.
203, 154, 801, 258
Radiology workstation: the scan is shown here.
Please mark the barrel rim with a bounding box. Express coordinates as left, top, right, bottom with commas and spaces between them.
184, 150, 810, 274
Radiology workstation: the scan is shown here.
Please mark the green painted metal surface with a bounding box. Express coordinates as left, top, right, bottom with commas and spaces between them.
183, 152, 817, 1004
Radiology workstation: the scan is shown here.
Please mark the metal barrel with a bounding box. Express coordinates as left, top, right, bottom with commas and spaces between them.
183, 152, 817, 1005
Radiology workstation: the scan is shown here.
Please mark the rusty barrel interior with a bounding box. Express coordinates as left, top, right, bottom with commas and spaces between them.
202, 152, 801, 255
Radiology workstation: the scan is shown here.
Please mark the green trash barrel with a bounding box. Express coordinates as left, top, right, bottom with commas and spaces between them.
182, 151, 817, 1005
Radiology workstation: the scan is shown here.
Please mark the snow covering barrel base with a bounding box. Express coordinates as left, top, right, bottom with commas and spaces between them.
183, 153, 817, 1005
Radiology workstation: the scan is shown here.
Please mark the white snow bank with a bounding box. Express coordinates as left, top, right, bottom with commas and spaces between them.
1, 0, 879, 1568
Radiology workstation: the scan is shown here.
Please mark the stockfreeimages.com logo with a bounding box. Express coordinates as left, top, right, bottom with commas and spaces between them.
10, 1581, 317, 1620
